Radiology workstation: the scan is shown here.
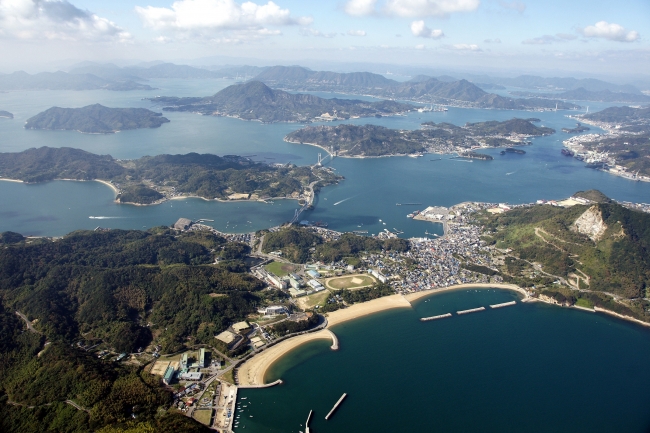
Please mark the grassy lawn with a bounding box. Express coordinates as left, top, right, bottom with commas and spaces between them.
575, 298, 594, 309
194, 409, 213, 425
298, 290, 331, 309
264, 261, 297, 277
221, 370, 235, 384
326, 274, 376, 290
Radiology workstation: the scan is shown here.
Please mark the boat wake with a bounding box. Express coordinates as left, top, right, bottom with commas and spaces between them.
89, 216, 125, 219
333, 195, 357, 206
506, 171, 517, 176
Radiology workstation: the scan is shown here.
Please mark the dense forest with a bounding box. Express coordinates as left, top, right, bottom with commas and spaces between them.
150, 81, 413, 123
262, 227, 409, 264
0, 227, 274, 431
479, 197, 650, 303
24, 104, 169, 133
0, 147, 343, 203
286, 118, 553, 157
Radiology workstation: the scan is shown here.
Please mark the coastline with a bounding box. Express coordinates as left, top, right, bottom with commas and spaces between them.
93, 179, 119, 194
237, 286, 528, 386
0, 178, 24, 183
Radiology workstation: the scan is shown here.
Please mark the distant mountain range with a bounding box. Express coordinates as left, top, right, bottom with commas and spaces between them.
0, 71, 155, 91
0, 110, 12, 119
149, 81, 413, 123
252, 66, 579, 111
67, 62, 269, 81
24, 104, 170, 133
467, 74, 641, 94
510, 87, 650, 103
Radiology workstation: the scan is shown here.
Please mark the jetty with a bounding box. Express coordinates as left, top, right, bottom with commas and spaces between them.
305, 410, 313, 433
420, 313, 452, 321
490, 301, 516, 309
325, 393, 347, 420
457, 307, 485, 315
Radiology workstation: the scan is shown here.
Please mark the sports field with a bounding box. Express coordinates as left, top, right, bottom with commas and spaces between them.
325, 274, 376, 290
264, 261, 297, 277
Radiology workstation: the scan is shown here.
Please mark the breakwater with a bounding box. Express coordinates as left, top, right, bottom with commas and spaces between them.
489, 301, 517, 309
420, 313, 453, 321
457, 307, 486, 315
325, 393, 347, 420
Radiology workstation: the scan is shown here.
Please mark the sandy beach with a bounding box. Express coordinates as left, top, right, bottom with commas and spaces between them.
0, 178, 25, 183
94, 179, 119, 194
236, 285, 529, 386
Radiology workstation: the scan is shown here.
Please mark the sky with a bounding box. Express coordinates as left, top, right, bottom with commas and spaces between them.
1, 0, 649, 78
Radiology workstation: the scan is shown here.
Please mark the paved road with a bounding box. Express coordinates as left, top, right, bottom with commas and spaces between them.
15, 311, 41, 334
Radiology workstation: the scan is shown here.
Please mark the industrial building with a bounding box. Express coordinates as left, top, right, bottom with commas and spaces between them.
163, 366, 175, 385
173, 218, 193, 231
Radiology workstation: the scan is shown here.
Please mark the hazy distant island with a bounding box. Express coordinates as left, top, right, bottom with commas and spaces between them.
0, 110, 13, 119
251, 66, 581, 111
0, 70, 155, 91
0, 147, 342, 205
285, 118, 554, 157
149, 80, 413, 123
562, 106, 650, 180
24, 104, 170, 133
510, 87, 650, 104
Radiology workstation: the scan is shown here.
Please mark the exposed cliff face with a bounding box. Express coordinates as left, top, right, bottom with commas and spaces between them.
572, 205, 607, 242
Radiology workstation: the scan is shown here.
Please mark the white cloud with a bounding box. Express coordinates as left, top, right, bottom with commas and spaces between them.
0, 0, 131, 41
522, 34, 558, 45
300, 28, 336, 38
484, 38, 501, 43
415, 43, 425, 49
447, 43, 481, 51
385, 0, 480, 17
499, 0, 525, 13
580, 21, 639, 42
135, 0, 311, 39
347, 29, 367, 36
344, 0, 377, 16
410, 20, 443, 39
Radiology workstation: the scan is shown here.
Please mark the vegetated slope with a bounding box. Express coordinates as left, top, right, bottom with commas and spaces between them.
511, 88, 650, 103
0, 147, 343, 203
0, 70, 154, 91
252, 66, 580, 110
0, 147, 125, 182
582, 106, 650, 123
24, 104, 170, 133
0, 229, 262, 432
286, 124, 427, 156
153, 81, 412, 122
287, 118, 554, 157
482, 198, 650, 301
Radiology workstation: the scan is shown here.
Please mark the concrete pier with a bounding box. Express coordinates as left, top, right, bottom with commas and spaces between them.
306, 410, 313, 433
420, 313, 453, 321
238, 379, 283, 389
325, 393, 347, 420
457, 307, 486, 315
489, 301, 517, 309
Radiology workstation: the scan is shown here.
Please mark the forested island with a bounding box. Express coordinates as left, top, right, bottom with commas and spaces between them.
0, 110, 13, 119
0, 147, 342, 204
149, 81, 413, 123
510, 87, 650, 104
24, 104, 170, 134
252, 66, 580, 111
0, 227, 269, 432
285, 118, 554, 157
0, 70, 155, 91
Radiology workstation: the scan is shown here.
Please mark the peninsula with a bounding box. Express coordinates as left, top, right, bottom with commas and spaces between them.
0, 147, 343, 204
0, 70, 155, 91
0, 110, 13, 119
285, 118, 554, 157
562, 106, 650, 179
25, 104, 170, 133
149, 81, 413, 123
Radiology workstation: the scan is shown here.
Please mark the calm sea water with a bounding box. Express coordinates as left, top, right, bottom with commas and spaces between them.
0, 79, 648, 238
237, 289, 650, 433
